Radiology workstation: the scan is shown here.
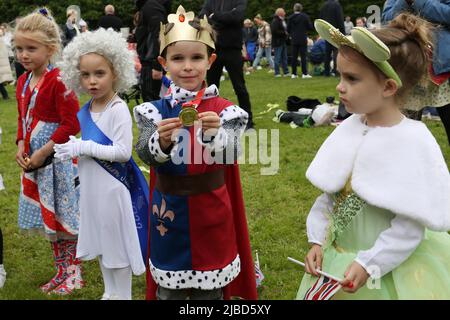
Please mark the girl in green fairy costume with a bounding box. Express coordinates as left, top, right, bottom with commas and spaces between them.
297, 13, 450, 299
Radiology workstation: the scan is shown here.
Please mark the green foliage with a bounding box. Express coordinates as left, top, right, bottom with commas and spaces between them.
0, 0, 136, 30
245, 0, 385, 22
0, 1, 385, 30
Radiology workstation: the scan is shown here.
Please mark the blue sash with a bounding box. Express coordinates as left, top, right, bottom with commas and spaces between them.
78, 101, 149, 263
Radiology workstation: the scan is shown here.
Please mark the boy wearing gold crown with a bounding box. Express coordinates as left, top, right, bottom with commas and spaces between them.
133, 6, 257, 300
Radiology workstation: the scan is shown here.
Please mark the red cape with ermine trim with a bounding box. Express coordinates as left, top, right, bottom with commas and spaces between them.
145, 165, 258, 300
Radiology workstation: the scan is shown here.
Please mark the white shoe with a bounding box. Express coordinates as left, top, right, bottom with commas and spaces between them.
257, 66, 262, 70
0, 265, 6, 288
283, 73, 291, 77
275, 74, 282, 78
245, 71, 250, 75
291, 74, 298, 79
421, 112, 431, 120
302, 74, 312, 79
220, 75, 225, 81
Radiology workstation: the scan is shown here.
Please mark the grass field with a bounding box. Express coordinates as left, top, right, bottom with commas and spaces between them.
0, 69, 449, 300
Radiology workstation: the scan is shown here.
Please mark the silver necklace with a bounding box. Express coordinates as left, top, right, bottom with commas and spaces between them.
362, 117, 370, 136
90, 92, 118, 123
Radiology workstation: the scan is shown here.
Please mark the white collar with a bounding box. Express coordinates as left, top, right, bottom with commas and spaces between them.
166, 83, 219, 108
306, 114, 450, 231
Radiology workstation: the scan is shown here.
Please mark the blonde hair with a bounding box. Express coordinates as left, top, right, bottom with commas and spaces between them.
14, 8, 62, 62
105, 4, 115, 15
372, 13, 433, 102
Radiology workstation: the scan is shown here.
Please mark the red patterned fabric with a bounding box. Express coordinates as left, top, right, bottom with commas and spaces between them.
16, 68, 80, 144
145, 97, 257, 300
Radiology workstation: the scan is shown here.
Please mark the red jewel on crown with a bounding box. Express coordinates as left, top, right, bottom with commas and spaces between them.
179, 14, 185, 22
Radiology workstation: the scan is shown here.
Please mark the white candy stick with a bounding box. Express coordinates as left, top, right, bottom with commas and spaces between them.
287, 257, 343, 282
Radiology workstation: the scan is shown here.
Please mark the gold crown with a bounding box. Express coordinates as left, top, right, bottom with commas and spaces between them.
159, 5, 215, 54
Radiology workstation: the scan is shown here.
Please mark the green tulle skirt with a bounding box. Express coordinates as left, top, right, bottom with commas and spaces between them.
296, 195, 450, 300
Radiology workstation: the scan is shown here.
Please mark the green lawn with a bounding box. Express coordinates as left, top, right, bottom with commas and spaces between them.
0, 70, 449, 300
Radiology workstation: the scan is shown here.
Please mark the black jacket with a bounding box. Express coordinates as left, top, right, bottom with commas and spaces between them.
271, 15, 288, 48
62, 24, 77, 47
242, 26, 258, 44
319, 0, 345, 34
98, 14, 123, 32
135, 0, 171, 68
287, 12, 313, 46
199, 0, 247, 50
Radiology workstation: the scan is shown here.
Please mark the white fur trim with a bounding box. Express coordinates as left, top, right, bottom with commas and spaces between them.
306, 114, 450, 231
168, 84, 219, 108
150, 255, 241, 290
195, 127, 228, 152
148, 131, 170, 163
133, 102, 162, 129
219, 105, 249, 128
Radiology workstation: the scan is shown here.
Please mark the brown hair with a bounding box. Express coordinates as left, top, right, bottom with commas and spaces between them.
371, 13, 433, 102
339, 45, 386, 83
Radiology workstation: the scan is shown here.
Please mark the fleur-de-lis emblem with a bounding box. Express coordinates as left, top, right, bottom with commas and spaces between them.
153, 198, 175, 236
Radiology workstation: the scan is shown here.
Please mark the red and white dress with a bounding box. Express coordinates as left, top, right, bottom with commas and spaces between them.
17, 68, 80, 240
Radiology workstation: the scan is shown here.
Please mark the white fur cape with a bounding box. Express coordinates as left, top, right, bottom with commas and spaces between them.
306, 114, 450, 232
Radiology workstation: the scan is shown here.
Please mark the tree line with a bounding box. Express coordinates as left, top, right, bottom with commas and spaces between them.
0, 0, 385, 30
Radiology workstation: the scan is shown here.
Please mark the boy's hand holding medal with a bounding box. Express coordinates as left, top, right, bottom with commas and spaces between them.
158, 118, 182, 152
158, 111, 221, 152
198, 111, 220, 136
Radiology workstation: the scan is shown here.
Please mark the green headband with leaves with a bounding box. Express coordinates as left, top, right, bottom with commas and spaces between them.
315, 19, 403, 88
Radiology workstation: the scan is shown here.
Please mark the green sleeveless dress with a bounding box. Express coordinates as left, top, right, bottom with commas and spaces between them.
296, 181, 450, 300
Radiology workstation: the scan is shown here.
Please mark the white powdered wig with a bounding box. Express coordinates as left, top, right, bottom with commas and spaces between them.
58, 28, 137, 95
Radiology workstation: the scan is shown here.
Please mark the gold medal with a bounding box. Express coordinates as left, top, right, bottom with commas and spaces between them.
179, 106, 198, 127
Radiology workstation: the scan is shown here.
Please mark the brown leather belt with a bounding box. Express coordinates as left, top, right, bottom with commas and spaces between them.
155, 168, 225, 196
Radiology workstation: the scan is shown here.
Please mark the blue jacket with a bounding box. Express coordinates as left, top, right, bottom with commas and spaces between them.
382, 0, 450, 75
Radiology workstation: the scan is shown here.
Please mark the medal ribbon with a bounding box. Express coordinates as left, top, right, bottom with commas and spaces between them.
181, 82, 206, 109
21, 65, 54, 154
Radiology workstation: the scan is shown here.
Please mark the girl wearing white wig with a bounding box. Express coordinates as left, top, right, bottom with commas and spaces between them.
54, 28, 148, 300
